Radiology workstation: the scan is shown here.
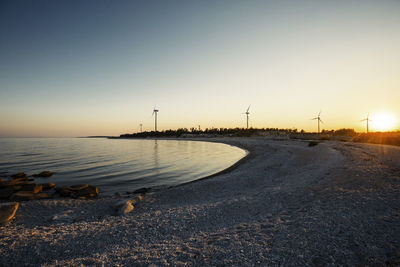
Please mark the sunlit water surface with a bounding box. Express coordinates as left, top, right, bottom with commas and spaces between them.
0, 138, 246, 195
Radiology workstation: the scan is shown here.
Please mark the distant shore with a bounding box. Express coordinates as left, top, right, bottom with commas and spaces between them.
1, 137, 399, 266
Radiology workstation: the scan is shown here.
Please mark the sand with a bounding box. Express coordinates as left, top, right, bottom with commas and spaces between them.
0, 137, 399, 266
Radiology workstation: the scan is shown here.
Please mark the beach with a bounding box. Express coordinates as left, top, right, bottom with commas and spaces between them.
0, 137, 399, 266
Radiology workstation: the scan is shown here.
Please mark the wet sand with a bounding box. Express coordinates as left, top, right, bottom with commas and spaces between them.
0, 138, 399, 266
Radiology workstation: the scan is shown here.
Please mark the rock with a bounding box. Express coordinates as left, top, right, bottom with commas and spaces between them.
55, 185, 98, 199
70, 184, 89, 191
136, 194, 143, 202
55, 186, 73, 197
308, 141, 319, 147
72, 185, 99, 198
10, 191, 36, 201
35, 192, 51, 200
12, 177, 30, 182
41, 182, 55, 191
19, 184, 42, 194
11, 172, 27, 179
10, 191, 51, 201
51, 210, 75, 222
114, 192, 123, 198
115, 199, 134, 215
0, 188, 14, 199
0, 180, 29, 188
133, 187, 151, 194
0, 178, 3, 183
32, 171, 53, 178
0, 202, 19, 224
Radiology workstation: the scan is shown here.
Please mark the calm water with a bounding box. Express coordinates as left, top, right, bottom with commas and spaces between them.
0, 138, 246, 195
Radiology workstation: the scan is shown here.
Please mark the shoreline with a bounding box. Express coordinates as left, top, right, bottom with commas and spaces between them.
1, 137, 399, 266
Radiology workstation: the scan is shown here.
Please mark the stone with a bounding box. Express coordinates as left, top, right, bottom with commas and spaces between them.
70, 184, 89, 191
55, 186, 73, 197
10, 191, 36, 201
41, 182, 55, 190
12, 177, 30, 182
0, 188, 14, 199
73, 185, 99, 198
133, 187, 151, 194
0, 202, 19, 224
11, 172, 27, 179
35, 192, 51, 200
136, 194, 143, 202
0, 180, 29, 188
51, 210, 75, 221
308, 141, 319, 147
32, 171, 53, 178
115, 199, 134, 215
19, 184, 42, 194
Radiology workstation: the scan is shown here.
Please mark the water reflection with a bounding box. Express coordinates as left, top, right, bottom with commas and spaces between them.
153, 140, 160, 175
0, 138, 246, 194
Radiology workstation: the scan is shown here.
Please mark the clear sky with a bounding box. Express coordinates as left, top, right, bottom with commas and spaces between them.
1, 0, 399, 137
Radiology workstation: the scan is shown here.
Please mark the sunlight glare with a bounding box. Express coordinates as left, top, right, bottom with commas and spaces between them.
370, 111, 398, 132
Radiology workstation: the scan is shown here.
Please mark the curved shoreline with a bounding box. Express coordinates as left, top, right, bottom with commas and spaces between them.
113, 137, 252, 192
1, 138, 399, 266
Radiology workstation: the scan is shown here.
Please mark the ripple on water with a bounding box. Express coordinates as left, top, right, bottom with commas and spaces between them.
0, 138, 246, 194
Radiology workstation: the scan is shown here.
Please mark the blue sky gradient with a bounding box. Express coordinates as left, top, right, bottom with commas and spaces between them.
1, 0, 400, 136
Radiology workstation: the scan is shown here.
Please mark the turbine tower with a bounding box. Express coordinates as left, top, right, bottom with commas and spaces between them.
312, 111, 323, 134
361, 113, 371, 133
152, 107, 159, 132
243, 105, 251, 129
139, 123, 143, 133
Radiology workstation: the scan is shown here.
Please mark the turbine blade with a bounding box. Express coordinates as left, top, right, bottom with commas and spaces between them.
247, 105, 251, 112
311, 117, 318, 120
319, 119, 324, 123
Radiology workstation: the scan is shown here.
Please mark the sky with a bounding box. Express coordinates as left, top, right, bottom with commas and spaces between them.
1, 0, 399, 137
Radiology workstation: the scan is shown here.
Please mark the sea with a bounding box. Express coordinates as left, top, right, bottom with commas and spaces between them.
0, 138, 246, 195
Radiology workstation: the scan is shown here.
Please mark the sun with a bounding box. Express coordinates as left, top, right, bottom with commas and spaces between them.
370, 111, 398, 132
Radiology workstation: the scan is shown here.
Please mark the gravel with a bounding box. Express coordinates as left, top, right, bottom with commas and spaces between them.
0, 138, 399, 266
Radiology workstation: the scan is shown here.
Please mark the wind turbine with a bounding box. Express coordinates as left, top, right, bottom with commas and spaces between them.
361, 113, 371, 133
152, 107, 159, 132
311, 111, 323, 133
243, 105, 251, 129
139, 123, 143, 133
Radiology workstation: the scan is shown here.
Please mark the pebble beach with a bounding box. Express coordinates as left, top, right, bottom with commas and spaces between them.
0, 137, 399, 266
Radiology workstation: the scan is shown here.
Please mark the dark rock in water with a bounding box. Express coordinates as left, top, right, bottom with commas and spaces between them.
10, 191, 36, 201
133, 187, 151, 194
70, 184, 89, 191
41, 182, 55, 191
0, 180, 29, 188
0, 188, 14, 200
55, 186, 73, 197
35, 192, 51, 200
12, 177, 30, 182
0, 178, 3, 183
0, 202, 19, 224
73, 185, 99, 198
55, 185, 98, 199
32, 171, 53, 178
10, 191, 51, 201
19, 184, 42, 194
11, 172, 27, 179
